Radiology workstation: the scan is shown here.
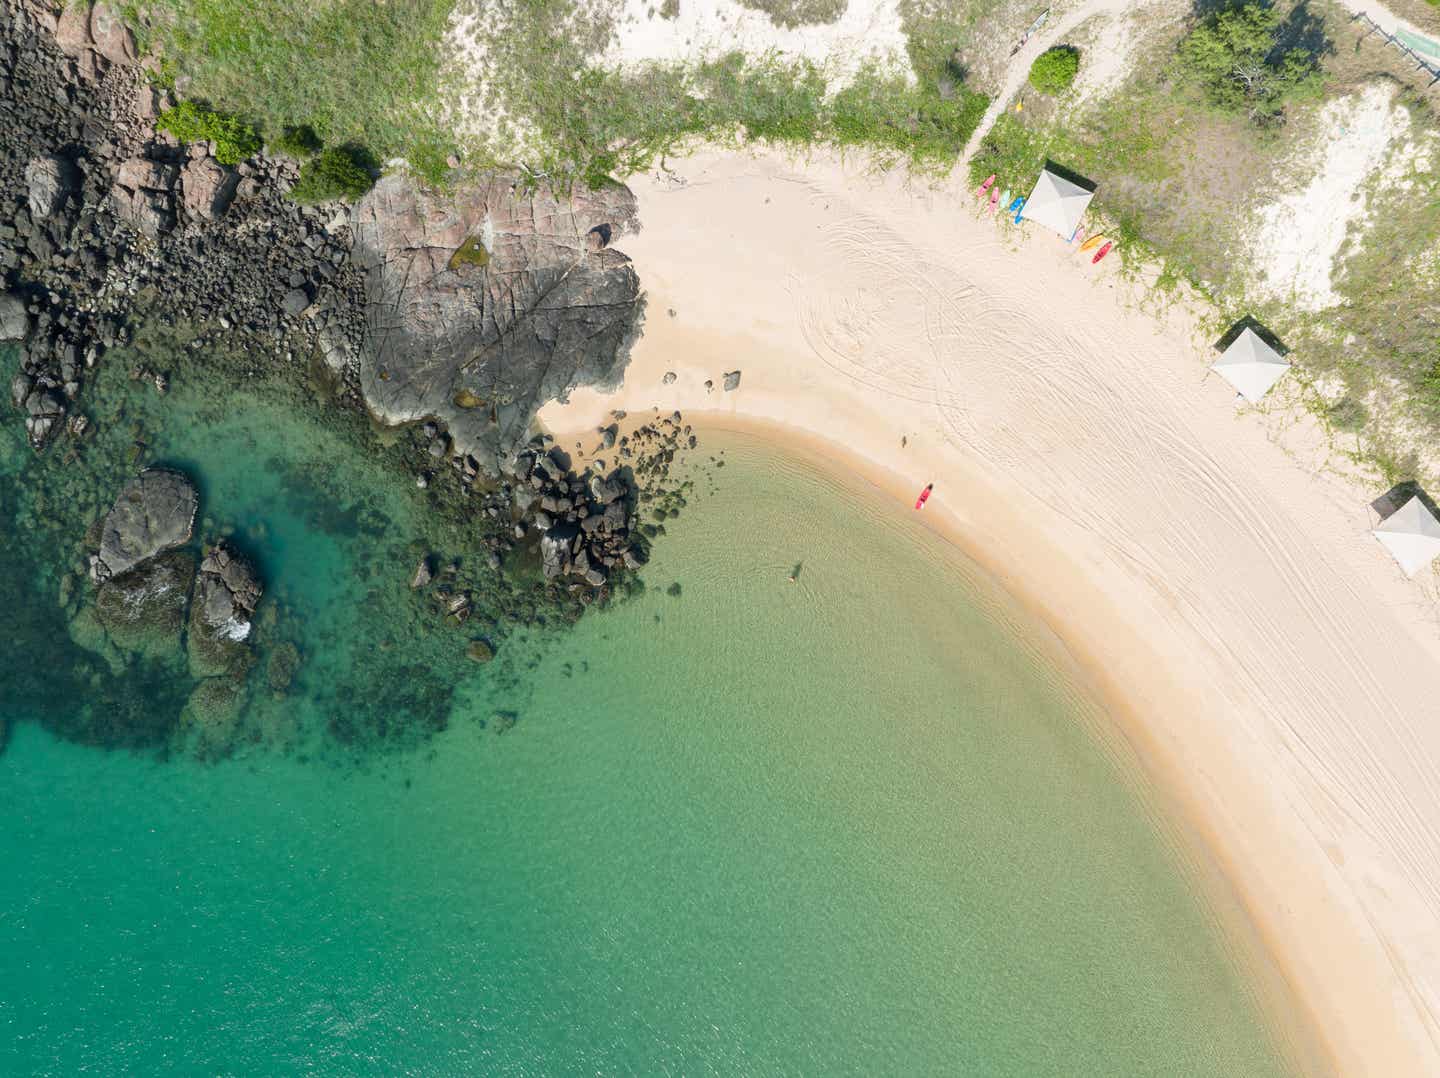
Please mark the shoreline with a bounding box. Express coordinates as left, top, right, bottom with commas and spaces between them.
540, 147, 1440, 1076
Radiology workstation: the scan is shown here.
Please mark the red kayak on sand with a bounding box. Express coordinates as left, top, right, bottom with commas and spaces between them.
1092, 241, 1113, 264
914, 483, 934, 510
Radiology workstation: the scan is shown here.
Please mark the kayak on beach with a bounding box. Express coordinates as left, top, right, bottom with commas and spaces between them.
914, 483, 934, 510
1080, 233, 1105, 252
1092, 241, 1113, 264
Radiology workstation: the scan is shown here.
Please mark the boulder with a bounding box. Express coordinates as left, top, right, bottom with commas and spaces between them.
587, 471, 625, 505
90, 3, 139, 65
0, 294, 28, 341
410, 555, 433, 589
54, 4, 93, 57
90, 468, 199, 583
179, 156, 238, 220
351, 173, 643, 473
281, 287, 310, 317
723, 370, 742, 391
187, 541, 263, 677
116, 157, 178, 193
25, 155, 78, 220
112, 158, 178, 237
540, 523, 579, 579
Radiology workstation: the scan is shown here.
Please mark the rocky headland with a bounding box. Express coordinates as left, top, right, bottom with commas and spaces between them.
0, 0, 698, 759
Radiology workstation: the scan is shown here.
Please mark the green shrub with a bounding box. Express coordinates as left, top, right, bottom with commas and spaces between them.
155, 100, 261, 165
1177, 2, 1325, 124
289, 145, 375, 204
271, 124, 323, 159
1028, 47, 1080, 94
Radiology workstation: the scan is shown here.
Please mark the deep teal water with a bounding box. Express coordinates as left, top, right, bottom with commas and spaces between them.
1, 347, 1303, 1074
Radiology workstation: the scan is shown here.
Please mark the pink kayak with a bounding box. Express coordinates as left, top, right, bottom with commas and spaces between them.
914, 483, 934, 510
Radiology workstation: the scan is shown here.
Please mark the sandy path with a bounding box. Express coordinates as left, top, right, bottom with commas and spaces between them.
961, 0, 1438, 163
539, 149, 1440, 1076
961, 0, 1165, 160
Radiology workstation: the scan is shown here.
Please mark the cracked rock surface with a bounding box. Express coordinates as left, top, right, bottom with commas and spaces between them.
351, 173, 643, 473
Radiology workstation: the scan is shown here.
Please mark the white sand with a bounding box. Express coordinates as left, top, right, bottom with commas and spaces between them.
608, 0, 910, 86
540, 147, 1440, 1075
1251, 83, 1410, 310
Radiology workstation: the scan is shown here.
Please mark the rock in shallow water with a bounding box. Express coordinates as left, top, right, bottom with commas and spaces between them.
188, 541, 263, 678
90, 468, 199, 583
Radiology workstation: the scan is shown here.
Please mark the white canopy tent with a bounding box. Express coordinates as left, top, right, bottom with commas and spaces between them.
1373, 495, 1440, 577
1212, 327, 1290, 402
1019, 167, 1094, 239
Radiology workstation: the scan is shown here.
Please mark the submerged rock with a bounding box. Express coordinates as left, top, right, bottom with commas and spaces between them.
93, 549, 195, 660
351, 173, 643, 472
90, 469, 199, 583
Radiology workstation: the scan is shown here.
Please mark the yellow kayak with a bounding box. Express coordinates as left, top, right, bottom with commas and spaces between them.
1079, 233, 1105, 252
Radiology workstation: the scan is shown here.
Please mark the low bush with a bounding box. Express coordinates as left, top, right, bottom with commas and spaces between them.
289, 145, 375, 204
155, 100, 261, 165
271, 124, 322, 159
1028, 47, 1080, 94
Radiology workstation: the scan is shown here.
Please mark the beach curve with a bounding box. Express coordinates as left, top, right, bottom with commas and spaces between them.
538, 147, 1440, 1076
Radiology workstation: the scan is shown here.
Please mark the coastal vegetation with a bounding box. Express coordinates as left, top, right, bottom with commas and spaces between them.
124, 0, 457, 181
289, 144, 376, 204
1177, 1, 1326, 125
1028, 45, 1080, 94
971, 0, 1440, 489
154, 99, 261, 164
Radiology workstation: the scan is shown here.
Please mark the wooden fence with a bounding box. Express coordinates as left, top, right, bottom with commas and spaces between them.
1351, 13, 1440, 88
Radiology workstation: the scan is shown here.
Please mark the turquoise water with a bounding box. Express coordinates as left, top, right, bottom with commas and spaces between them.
1, 349, 1302, 1072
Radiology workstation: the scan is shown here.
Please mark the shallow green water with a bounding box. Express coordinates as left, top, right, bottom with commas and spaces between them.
1, 371, 1298, 1073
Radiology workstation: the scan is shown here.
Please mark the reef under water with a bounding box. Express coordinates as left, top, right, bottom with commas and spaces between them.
0, 324, 661, 761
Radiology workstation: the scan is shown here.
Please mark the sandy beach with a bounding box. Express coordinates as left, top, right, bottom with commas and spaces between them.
538, 148, 1440, 1076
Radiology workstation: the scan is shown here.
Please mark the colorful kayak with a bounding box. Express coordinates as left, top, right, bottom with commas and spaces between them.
1091, 241, 1113, 264
976, 173, 996, 199
1070, 225, 1084, 244
914, 483, 933, 510
1079, 233, 1105, 252
988, 188, 1000, 213
1012, 198, 1026, 224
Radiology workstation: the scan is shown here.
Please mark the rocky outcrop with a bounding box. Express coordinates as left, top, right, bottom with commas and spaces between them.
111, 154, 178, 236
187, 541, 263, 677
351, 173, 643, 472
89, 468, 199, 583
2, 1, 366, 450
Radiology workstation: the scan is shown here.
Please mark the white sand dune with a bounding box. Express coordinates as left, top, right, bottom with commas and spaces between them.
540, 148, 1440, 1076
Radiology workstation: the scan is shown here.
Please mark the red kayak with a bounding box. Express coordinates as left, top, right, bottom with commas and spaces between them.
914, 483, 933, 510
1091, 241, 1113, 264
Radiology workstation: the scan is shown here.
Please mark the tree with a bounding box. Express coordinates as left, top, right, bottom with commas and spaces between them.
1178, 2, 1323, 124
1028, 47, 1080, 94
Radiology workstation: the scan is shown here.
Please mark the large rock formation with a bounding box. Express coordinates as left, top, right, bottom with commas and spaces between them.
89, 468, 199, 583
351, 174, 643, 471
